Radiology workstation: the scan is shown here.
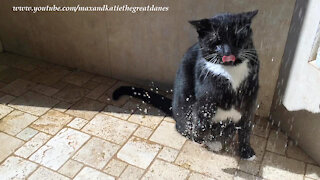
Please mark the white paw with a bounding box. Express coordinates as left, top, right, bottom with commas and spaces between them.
246, 155, 256, 161
205, 141, 223, 152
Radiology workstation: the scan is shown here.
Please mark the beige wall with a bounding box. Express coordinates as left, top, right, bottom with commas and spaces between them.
0, 0, 296, 116
271, 0, 320, 164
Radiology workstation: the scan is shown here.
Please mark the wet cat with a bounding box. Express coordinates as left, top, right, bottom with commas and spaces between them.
113, 10, 259, 160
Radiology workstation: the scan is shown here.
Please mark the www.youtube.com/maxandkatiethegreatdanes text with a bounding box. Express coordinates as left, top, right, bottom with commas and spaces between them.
12, 4, 169, 14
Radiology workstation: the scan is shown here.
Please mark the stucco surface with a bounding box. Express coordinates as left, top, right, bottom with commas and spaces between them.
0, 0, 296, 116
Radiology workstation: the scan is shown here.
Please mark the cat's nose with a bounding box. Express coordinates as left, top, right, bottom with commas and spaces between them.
222, 44, 232, 56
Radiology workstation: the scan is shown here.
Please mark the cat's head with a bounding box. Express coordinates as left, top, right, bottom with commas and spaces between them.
190, 10, 258, 65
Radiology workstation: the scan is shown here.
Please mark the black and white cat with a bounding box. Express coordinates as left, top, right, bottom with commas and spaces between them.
113, 10, 259, 160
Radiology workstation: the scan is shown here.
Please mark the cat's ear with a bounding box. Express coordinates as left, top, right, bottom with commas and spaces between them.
189, 19, 212, 36
243, 10, 258, 21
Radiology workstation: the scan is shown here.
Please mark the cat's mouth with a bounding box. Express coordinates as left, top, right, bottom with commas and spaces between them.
221, 55, 242, 65
222, 55, 236, 63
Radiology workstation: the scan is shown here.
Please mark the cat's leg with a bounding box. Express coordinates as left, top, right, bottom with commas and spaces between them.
191, 97, 217, 143
205, 141, 223, 152
237, 113, 256, 160
206, 121, 236, 152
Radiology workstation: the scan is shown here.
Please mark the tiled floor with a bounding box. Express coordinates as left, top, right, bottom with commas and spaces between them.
0, 52, 319, 180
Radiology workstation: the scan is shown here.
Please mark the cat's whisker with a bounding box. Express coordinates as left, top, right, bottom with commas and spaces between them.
241, 53, 258, 60
205, 54, 216, 59
239, 54, 257, 62
239, 54, 253, 60
204, 68, 211, 80
205, 53, 218, 59
240, 51, 257, 57
242, 50, 259, 54
241, 51, 257, 54
243, 48, 263, 51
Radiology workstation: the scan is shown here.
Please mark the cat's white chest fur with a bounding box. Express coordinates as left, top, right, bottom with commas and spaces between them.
205, 59, 250, 91
214, 107, 242, 123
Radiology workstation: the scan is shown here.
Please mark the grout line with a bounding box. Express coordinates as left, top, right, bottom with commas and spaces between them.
257, 126, 273, 177
24, 163, 41, 179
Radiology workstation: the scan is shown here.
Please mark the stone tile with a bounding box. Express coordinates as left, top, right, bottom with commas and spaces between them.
0, 104, 13, 119
73, 137, 120, 169
128, 113, 164, 129
0, 132, 24, 162
250, 135, 267, 162
15, 132, 51, 158
0, 64, 8, 72
74, 167, 115, 180
82, 80, 99, 90
91, 76, 117, 86
175, 141, 238, 180
142, 159, 189, 180
9, 91, 59, 116
29, 166, 70, 180
157, 147, 179, 162
254, 116, 271, 127
260, 152, 305, 180
252, 119, 270, 138
0, 156, 38, 179
29, 66, 70, 86
31, 110, 74, 135
134, 126, 153, 139
58, 160, 84, 178
119, 165, 144, 180
53, 85, 90, 103
0, 68, 27, 84
67, 117, 88, 130
51, 80, 69, 90
304, 177, 316, 180
188, 173, 215, 180
66, 98, 105, 120
150, 121, 186, 149
104, 159, 127, 177
163, 116, 175, 123
286, 141, 315, 164
63, 71, 94, 86
98, 81, 131, 107
0, 110, 38, 135
32, 84, 59, 96
53, 101, 73, 112
0, 82, 6, 89
266, 130, 288, 155
138, 103, 166, 116
28, 59, 52, 68
16, 127, 38, 141
122, 100, 141, 113
117, 137, 161, 169
82, 114, 138, 145
238, 159, 260, 175
0, 79, 35, 96
305, 164, 320, 180
86, 84, 112, 100
102, 105, 132, 120
234, 171, 261, 180
0, 95, 15, 104
29, 128, 90, 170
10, 59, 37, 72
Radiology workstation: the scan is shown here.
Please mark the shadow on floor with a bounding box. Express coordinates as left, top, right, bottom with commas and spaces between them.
0, 52, 319, 179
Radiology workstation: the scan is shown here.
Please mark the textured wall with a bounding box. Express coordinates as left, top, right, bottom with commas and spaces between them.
0, 0, 296, 116
271, 0, 320, 164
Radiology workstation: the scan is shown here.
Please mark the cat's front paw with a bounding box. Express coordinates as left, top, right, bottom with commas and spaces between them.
239, 145, 256, 160
205, 141, 223, 152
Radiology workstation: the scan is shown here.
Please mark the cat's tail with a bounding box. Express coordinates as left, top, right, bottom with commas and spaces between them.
112, 86, 172, 116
